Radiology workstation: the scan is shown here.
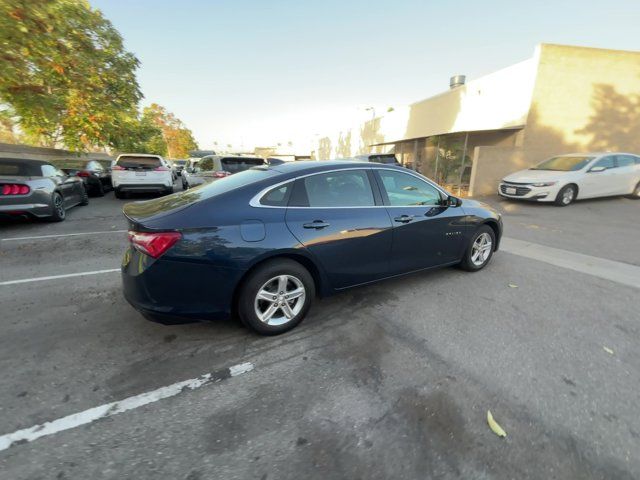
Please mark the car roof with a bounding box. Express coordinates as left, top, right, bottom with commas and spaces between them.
554, 152, 638, 157
266, 160, 404, 174
116, 153, 163, 159
202, 155, 264, 160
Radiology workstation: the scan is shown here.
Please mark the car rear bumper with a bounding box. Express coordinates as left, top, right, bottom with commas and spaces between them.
116, 184, 172, 193
121, 247, 244, 322
0, 200, 52, 218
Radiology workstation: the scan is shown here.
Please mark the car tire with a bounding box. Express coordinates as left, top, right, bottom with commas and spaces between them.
627, 181, 640, 199
114, 189, 126, 199
459, 225, 495, 272
48, 192, 66, 222
237, 259, 315, 335
79, 185, 89, 206
554, 184, 576, 206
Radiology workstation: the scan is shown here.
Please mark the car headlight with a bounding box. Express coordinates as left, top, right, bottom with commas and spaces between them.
531, 182, 557, 187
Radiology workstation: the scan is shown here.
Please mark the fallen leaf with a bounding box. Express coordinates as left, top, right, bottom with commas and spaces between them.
487, 410, 507, 438
508, 284, 518, 288
603, 346, 614, 355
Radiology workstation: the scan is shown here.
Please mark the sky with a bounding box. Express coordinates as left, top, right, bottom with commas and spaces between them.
92, 0, 639, 153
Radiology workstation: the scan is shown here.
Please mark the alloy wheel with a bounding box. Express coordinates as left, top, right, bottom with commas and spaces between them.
54, 195, 65, 219
562, 187, 575, 205
254, 275, 306, 326
471, 232, 492, 266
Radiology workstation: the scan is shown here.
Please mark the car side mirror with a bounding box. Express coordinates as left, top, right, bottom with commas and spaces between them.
447, 195, 461, 207
589, 166, 606, 173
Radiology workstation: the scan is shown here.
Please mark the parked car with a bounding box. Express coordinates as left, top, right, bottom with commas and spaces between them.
182, 155, 265, 189
51, 159, 111, 196
173, 159, 188, 176
353, 153, 401, 165
499, 153, 640, 206
162, 159, 178, 181
181, 158, 201, 189
95, 159, 114, 189
0, 157, 88, 222
112, 153, 174, 199
122, 161, 502, 335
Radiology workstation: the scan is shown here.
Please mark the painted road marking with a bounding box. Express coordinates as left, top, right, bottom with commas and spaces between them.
1, 230, 127, 242
0, 269, 120, 286
0, 362, 254, 452
501, 237, 640, 289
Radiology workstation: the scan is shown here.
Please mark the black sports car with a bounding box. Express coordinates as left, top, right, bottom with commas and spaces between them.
51, 159, 112, 196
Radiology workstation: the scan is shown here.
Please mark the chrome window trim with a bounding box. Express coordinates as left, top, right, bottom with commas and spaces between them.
248, 166, 450, 209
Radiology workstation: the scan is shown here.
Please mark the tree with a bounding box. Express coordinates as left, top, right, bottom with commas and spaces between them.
0, 0, 142, 150
141, 103, 198, 158
108, 114, 165, 155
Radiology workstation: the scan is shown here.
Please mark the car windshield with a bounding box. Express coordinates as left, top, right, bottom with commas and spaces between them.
531, 156, 594, 171
175, 160, 187, 166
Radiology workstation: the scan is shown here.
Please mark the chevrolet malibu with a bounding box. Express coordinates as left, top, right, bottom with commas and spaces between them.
499, 153, 640, 206
122, 161, 502, 335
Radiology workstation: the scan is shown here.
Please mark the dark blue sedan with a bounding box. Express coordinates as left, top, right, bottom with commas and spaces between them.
121, 161, 502, 335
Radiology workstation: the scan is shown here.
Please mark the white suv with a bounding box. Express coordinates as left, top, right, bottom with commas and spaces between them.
112, 154, 174, 199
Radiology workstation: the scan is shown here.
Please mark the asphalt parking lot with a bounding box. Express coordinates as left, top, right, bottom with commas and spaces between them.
1, 185, 639, 480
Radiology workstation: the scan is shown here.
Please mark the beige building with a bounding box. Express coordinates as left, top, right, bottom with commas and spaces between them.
312, 44, 640, 196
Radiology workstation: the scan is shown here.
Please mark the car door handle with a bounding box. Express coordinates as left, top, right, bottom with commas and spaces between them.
393, 215, 413, 223
303, 221, 330, 229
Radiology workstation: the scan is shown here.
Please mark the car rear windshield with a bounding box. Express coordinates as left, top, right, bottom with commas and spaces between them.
531, 156, 594, 171
221, 157, 265, 174
116, 156, 162, 170
369, 154, 398, 164
0, 159, 43, 177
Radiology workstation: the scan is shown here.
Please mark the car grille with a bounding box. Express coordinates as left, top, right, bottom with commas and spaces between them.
500, 184, 531, 196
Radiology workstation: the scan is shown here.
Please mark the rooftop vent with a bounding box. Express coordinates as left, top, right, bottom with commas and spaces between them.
450, 75, 466, 89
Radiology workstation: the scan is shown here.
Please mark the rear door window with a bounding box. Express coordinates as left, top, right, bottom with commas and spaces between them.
116, 156, 162, 170
616, 155, 636, 168
295, 170, 375, 207
221, 157, 265, 174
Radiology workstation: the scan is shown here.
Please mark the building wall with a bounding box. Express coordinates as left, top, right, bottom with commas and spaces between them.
313, 56, 538, 160
524, 44, 640, 155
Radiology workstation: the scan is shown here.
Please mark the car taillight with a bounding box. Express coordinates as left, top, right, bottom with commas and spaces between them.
77, 170, 91, 177
1, 184, 30, 195
154, 166, 170, 171
213, 171, 231, 178
112, 165, 125, 170
127, 231, 182, 258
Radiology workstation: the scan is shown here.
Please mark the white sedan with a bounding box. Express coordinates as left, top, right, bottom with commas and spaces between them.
499, 153, 640, 206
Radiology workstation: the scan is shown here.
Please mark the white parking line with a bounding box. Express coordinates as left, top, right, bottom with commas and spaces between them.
501, 237, 640, 289
1, 230, 127, 242
0, 269, 120, 286
0, 362, 254, 452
